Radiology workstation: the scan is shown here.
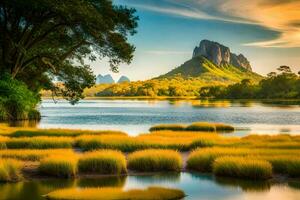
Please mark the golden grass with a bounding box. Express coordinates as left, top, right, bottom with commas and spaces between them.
0, 149, 76, 161
128, 149, 182, 172
0, 159, 23, 182
213, 156, 272, 180
45, 186, 185, 200
39, 155, 78, 178
5, 136, 74, 149
187, 147, 300, 172
149, 124, 186, 132
78, 150, 127, 174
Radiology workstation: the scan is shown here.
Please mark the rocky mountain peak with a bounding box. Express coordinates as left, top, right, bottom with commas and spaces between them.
193, 40, 252, 71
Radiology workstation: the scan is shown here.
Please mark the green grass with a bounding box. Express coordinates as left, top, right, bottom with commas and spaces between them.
286, 160, 300, 177
149, 124, 186, 132
0, 159, 23, 182
128, 149, 182, 172
45, 186, 185, 200
5, 137, 73, 149
212, 156, 272, 180
78, 150, 127, 174
186, 122, 234, 132
39, 156, 77, 178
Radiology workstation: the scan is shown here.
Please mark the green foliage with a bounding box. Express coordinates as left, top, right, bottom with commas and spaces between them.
0, 74, 40, 120
0, 0, 138, 103
200, 66, 300, 99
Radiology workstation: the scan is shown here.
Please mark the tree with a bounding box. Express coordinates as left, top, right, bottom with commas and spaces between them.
0, 0, 138, 103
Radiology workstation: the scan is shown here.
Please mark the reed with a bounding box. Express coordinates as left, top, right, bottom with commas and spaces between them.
186, 122, 216, 132
212, 156, 272, 180
286, 159, 300, 177
128, 149, 182, 172
5, 136, 73, 149
10, 129, 126, 137
149, 124, 186, 132
78, 150, 127, 174
0, 149, 75, 161
45, 186, 185, 200
0, 159, 23, 182
39, 156, 78, 178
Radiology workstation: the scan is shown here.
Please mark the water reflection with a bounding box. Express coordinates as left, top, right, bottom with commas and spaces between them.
0, 173, 300, 200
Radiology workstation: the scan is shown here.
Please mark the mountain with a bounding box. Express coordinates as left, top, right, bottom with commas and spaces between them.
117, 76, 130, 83
96, 74, 115, 84
158, 40, 261, 82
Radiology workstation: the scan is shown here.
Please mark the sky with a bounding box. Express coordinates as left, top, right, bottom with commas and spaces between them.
91, 0, 300, 81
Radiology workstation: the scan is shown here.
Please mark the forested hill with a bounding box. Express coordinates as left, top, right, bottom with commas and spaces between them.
157, 40, 262, 82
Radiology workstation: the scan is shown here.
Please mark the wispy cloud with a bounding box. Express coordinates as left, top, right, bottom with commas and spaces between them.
145, 50, 191, 55
125, 0, 300, 48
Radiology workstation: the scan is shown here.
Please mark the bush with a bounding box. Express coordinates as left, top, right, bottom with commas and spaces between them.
5, 136, 73, 149
149, 124, 186, 132
213, 157, 272, 180
45, 186, 185, 200
128, 149, 182, 172
78, 150, 127, 174
39, 156, 77, 178
0, 74, 40, 121
0, 159, 23, 182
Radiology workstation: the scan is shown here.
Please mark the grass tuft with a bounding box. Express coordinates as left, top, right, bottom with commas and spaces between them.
0, 159, 23, 182
45, 186, 185, 200
5, 137, 73, 149
212, 156, 272, 180
149, 124, 186, 132
128, 149, 182, 172
78, 150, 127, 174
39, 156, 77, 178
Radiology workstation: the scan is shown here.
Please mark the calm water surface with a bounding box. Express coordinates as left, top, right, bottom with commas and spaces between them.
1, 173, 300, 200
34, 99, 300, 136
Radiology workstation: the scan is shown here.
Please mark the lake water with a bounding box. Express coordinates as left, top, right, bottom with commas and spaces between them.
1, 173, 300, 200
33, 99, 300, 136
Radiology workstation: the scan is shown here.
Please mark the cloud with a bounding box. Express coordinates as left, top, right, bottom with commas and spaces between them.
125, 0, 300, 48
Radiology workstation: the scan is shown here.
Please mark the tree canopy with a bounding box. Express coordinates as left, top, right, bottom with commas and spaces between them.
0, 0, 138, 103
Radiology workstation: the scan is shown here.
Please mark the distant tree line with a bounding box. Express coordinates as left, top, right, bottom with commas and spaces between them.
199, 66, 300, 99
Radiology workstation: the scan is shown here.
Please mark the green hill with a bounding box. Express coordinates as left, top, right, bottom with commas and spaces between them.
157, 56, 262, 83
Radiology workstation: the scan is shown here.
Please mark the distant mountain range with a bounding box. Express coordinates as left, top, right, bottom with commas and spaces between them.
157, 39, 262, 82
96, 74, 130, 84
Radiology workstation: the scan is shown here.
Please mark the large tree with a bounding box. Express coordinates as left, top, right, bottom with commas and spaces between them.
0, 0, 138, 103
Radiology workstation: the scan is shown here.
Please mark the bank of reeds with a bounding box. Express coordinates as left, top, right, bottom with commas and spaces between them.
0, 159, 23, 182
128, 149, 182, 172
149, 124, 186, 132
5, 137, 73, 149
45, 186, 185, 200
78, 150, 127, 174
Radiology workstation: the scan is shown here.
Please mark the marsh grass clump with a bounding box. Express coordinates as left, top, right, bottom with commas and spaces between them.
286, 160, 300, 177
5, 136, 73, 149
186, 122, 234, 132
212, 157, 272, 180
128, 149, 182, 172
78, 150, 127, 174
0, 159, 23, 182
149, 124, 186, 132
214, 123, 235, 132
45, 186, 185, 200
39, 156, 77, 178
11, 129, 126, 137
0, 149, 75, 161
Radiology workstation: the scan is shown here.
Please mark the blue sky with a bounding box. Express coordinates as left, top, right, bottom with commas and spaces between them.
91, 0, 300, 81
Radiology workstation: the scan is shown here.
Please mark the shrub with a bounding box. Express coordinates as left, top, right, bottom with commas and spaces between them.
128, 149, 182, 172
0, 74, 40, 121
0, 159, 23, 182
213, 157, 272, 180
149, 124, 186, 132
5, 136, 73, 149
186, 122, 216, 132
45, 186, 185, 200
78, 150, 127, 174
39, 156, 77, 178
